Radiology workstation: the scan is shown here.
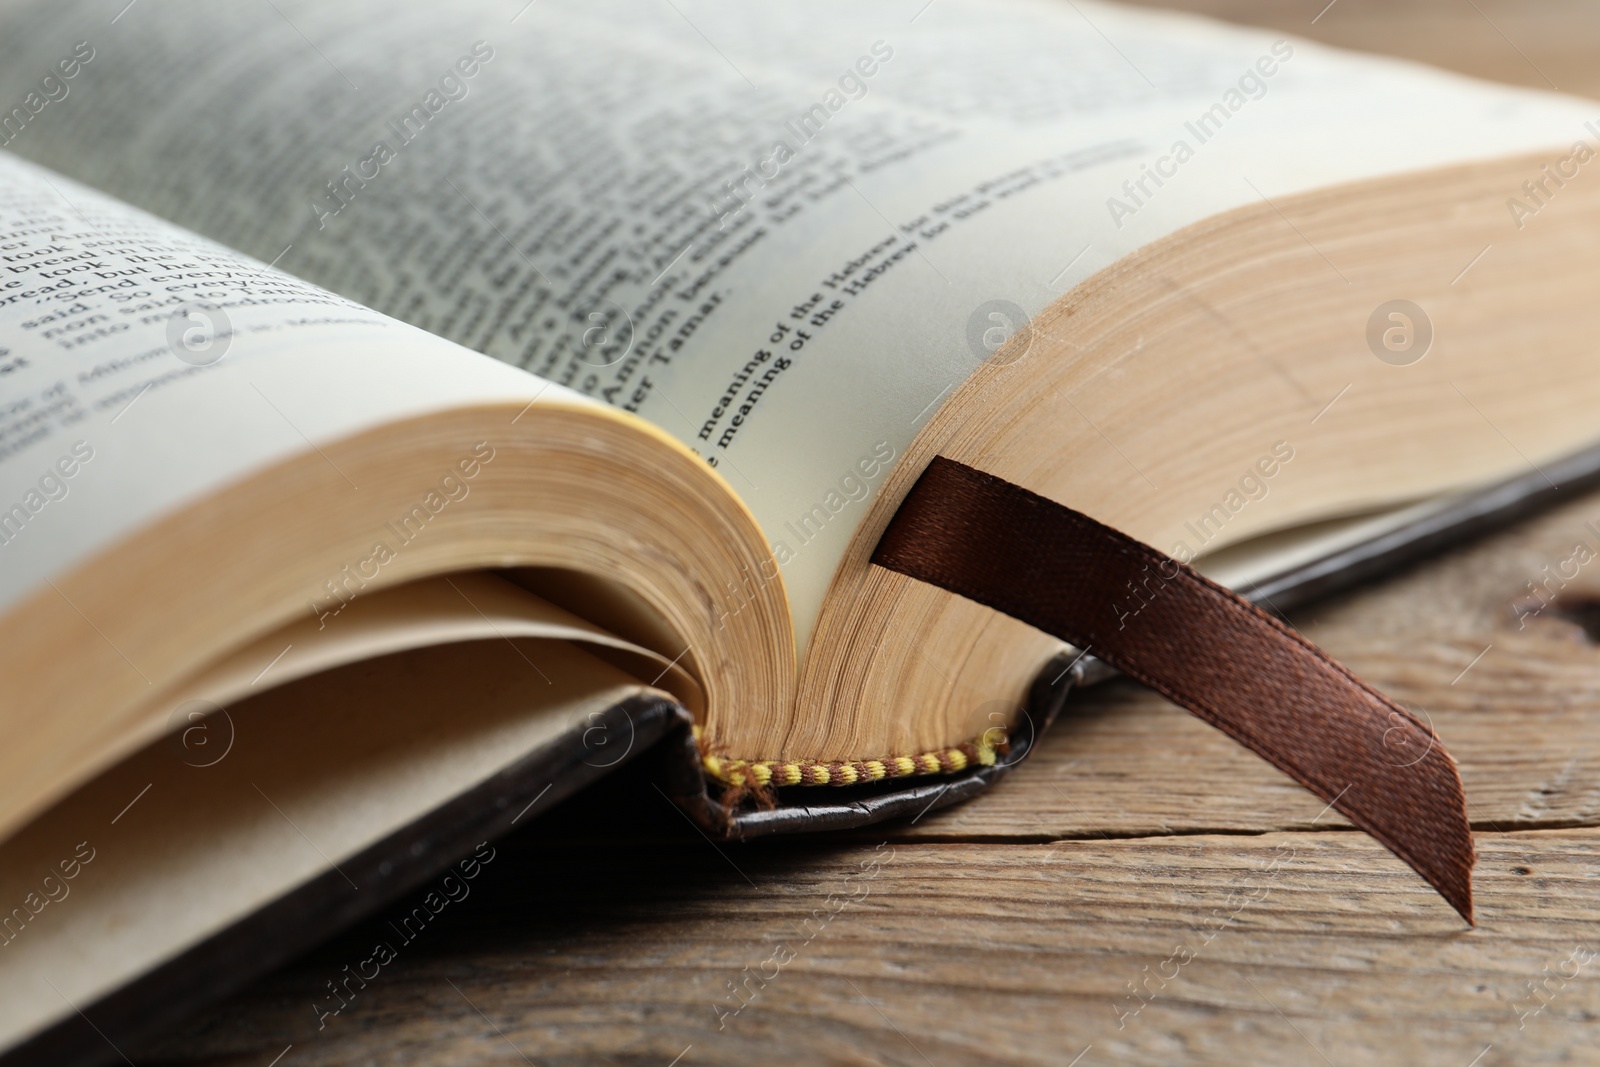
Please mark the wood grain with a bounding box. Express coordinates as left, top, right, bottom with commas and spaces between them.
137, 830, 1600, 1067
134, 4, 1600, 1065
1120, 0, 1600, 99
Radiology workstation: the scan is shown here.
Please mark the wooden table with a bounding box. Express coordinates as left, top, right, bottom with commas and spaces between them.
140, 4, 1600, 1064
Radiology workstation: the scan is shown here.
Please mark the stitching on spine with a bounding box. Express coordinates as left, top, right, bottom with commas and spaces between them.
697, 726, 1010, 789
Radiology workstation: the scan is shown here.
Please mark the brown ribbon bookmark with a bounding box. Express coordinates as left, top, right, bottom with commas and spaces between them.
873, 456, 1475, 922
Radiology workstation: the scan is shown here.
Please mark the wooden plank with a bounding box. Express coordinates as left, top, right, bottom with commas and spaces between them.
137, 829, 1600, 1066
910, 485, 1600, 839
1120, 0, 1600, 99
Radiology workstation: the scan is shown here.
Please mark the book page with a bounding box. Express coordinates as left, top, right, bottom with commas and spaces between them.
0, 151, 570, 614
2, 0, 1592, 649
0, 633, 649, 1052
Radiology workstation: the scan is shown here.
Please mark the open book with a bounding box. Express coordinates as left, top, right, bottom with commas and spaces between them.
5, 0, 1600, 1060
